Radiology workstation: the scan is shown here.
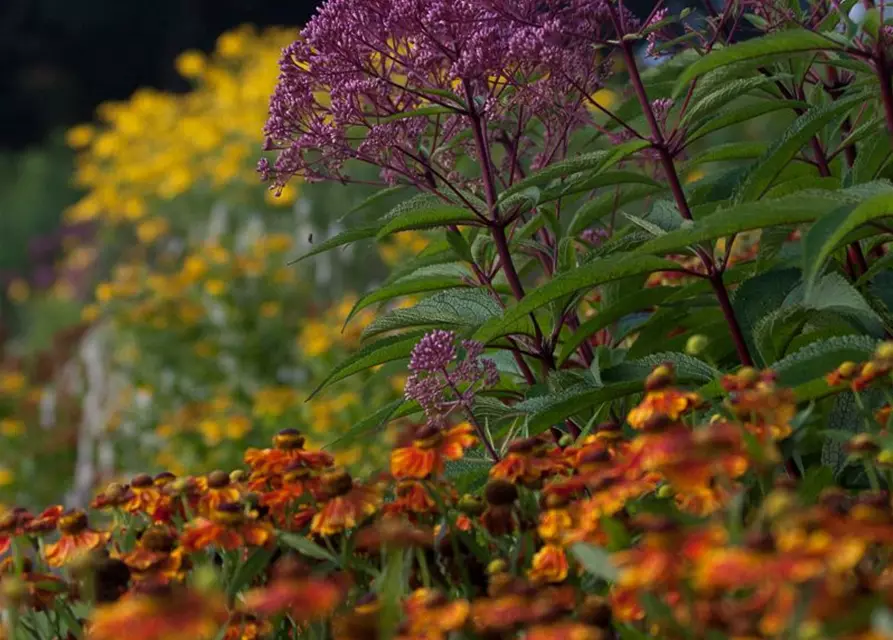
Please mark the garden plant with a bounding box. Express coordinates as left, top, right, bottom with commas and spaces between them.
4, 0, 893, 638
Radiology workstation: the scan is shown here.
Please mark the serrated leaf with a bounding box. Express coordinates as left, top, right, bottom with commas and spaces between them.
682, 142, 770, 171
569, 183, 665, 237
473, 254, 678, 343
362, 289, 502, 340
733, 92, 869, 203
571, 542, 619, 581
309, 331, 427, 398
376, 206, 480, 238
558, 287, 676, 365
324, 398, 408, 450
511, 381, 642, 435
346, 274, 472, 326
607, 352, 720, 384
290, 224, 379, 263
498, 139, 650, 203
338, 186, 407, 222
803, 191, 893, 293
542, 170, 660, 203
682, 76, 788, 126
687, 99, 808, 143
674, 29, 843, 92
773, 335, 878, 387
634, 186, 890, 257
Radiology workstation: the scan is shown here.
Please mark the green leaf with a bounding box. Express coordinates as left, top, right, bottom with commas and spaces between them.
324, 398, 408, 450
803, 191, 893, 293
473, 254, 678, 343
279, 532, 338, 562
568, 184, 664, 236
687, 99, 807, 143
362, 289, 502, 340
309, 331, 427, 398
346, 274, 472, 326
498, 139, 650, 203
571, 542, 619, 581
558, 287, 675, 365
681, 76, 789, 126
290, 225, 379, 264
674, 29, 843, 93
682, 142, 769, 172
338, 186, 407, 222
634, 193, 842, 256
773, 334, 878, 387
605, 352, 720, 384
541, 170, 660, 203
376, 206, 480, 238
227, 547, 275, 598
512, 381, 642, 435
733, 92, 869, 203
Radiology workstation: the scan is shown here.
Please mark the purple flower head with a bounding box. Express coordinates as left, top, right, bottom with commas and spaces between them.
261, 0, 609, 189
409, 329, 457, 373
404, 330, 498, 428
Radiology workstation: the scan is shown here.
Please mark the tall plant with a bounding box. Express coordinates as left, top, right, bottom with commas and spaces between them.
264, 0, 893, 456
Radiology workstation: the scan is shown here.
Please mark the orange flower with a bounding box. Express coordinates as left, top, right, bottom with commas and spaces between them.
390, 423, 476, 479
87, 582, 228, 640
528, 544, 568, 585
24, 505, 63, 534
244, 428, 333, 481
221, 614, 271, 640
123, 474, 164, 515
44, 510, 110, 568
242, 559, 346, 622
383, 480, 440, 518
400, 588, 469, 640
196, 470, 242, 516
490, 437, 568, 487
261, 460, 322, 516
122, 525, 188, 583
180, 503, 273, 552
627, 389, 700, 430
311, 469, 381, 536
525, 622, 604, 640
0, 507, 34, 555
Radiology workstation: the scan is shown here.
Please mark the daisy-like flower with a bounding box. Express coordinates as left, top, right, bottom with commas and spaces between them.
44, 510, 111, 568
0, 507, 34, 556
244, 428, 333, 483
524, 621, 604, 640
121, 525, 188, 584
390, 423, 476, 479
24, 505, 63, 534
490, 436, 569, 488
86, 581, 228, 640
242, 556, 347, 622
311, 468, 381, 536
528, 543, 569, 585
180, 502, 274, 553
123, 474, 164, 515
399, 588, 469, 640
626, 365, 701, 431
196, 470, 242, 516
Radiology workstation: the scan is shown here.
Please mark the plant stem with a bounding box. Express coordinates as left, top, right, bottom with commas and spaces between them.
445, 376, 500, 462
615, 35, 754, 366
876, 46, 893, 147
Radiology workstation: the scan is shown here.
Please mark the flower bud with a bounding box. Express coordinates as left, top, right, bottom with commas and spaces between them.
875, 341, 893, 362
685, 334, 709, 356
484, 480, 518, 506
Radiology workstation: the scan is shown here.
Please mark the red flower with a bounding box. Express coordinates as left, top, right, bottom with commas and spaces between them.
242, 558, 347, 622
44, 510, 110, 568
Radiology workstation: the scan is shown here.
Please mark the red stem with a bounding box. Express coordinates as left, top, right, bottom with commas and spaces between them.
614, 33, 754, 366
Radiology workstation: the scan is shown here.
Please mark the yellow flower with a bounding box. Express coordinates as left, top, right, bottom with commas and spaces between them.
588, 88, 618, 111
199, 420, 222, 446
176, 50, 207, 78
225, 416, 251, 440
265, 182, 298, 207
82, 304, 101, 323
6, 279, 29, 304
204, 279, 227, 296
0, 468, 14, 486
260, 301, 281, 318
0, 418, 24, 437
65, 124, 95, 148
0, 371, 27, 395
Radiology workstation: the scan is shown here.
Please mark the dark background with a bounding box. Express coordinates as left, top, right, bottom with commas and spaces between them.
0, 0, 323, 151
1, 0, 669, 151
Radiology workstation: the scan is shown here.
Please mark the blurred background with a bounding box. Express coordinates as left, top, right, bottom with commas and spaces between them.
0, 0, 697, 508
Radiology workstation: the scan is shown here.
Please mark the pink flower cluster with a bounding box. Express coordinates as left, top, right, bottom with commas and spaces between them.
261, 0, 613, 189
